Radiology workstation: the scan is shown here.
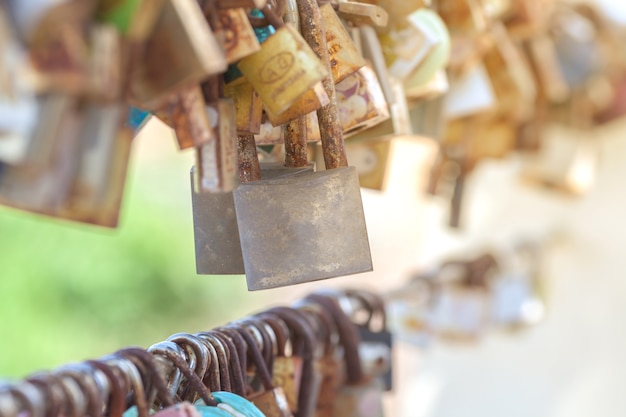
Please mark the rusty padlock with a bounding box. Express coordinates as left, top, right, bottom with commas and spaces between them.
232, 0, 372, 290
305, 294, 385, 417
232, 325, 292, 417
237, 5, 328, 117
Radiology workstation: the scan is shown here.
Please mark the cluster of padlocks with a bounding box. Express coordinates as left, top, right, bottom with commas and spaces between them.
1, 0, 625, 290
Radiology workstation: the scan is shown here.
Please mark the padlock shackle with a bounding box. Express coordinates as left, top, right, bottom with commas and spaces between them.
166, 334, 212, 400
82, 361, 127, 417
304, 294, 365, 385
55, 364, 103, 417
231, 324, 276, 392
297, 0, 348, 169
104, 354, 151, 417
147, 342, 218, 407
261, 308, 317, 417
195, 333, 234, 394
293, 300, 338, 357
116, 348, 177, 409
344, 289, 388, 333
203, 331, 247, 397
256, 316, 289, 357
239, 318, 276, 372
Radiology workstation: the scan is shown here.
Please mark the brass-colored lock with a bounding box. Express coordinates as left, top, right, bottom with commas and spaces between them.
237, 7, 328, 116
264, 81, 329, 127
320, 3, 365, 84
224, 80, 263, 135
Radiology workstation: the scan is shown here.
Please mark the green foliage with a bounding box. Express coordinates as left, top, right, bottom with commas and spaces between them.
0, 148, 263, 378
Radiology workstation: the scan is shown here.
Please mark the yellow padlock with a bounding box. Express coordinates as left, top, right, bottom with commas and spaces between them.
238, 7, 328, 116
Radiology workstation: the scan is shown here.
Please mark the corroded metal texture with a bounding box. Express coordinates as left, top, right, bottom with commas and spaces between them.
284, 116, 309, 168
233, 166, 373, 290
297, 0, 348, 169
237, 135, 262, 183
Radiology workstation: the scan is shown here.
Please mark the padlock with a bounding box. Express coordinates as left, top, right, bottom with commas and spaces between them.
304, 295, 385, 417
401, 9, 451, 99
207, 392, 265, 417
343, 290, 393, 392
319, 3, 365, 84
232, 0, 372, 290
207, 7, 261, 64
292, 300, 342, 417
223, 80, 263, 135
431, 255, 495, 341
57, 102, 132, 227
237, 5, 328, 116
386, 272, 439, 348
127, 0, 227, 107
157, 84, 217, 150
256, 1, 330, 127
254, 120, 284, 146
379, 9, 442, 81
194, 83, 239, 193
0, 95, 81, 216
231, 325, 292, 417
192, 133, 315, 275
336, 2, 389, 28
263, 307, 322, 417
266, 317, 304, 414
336, 66, 390, 139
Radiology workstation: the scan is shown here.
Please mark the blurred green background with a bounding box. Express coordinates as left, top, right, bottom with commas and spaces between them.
0, 121, 270, 378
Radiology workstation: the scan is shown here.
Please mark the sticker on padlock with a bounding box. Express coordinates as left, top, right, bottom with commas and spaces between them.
237, 6, 328, 116
336, 66, 390, 138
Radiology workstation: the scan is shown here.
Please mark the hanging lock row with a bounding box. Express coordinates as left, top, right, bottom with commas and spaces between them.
0, 289, 394, 417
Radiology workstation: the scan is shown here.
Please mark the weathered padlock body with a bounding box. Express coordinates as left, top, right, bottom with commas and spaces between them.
319, 3, 366, 84
233, 166, 372, 290
314, 354, 342, 417
264, 82, 329, 127
192, 164, 315, 275
249, 387, 292, 417
212, 8, 261, 64
224, 81, 263, 135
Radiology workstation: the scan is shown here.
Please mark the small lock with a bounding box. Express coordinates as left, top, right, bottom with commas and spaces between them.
313, 353, 342, 417
210, 8, 261, 64
58, 102, 133, 227
264, 81, 329, 127
195, 98, 239, 193
157, 84, 216, 150
319, 3, 365, 84
237, 9, 328, 116
380, 9, 442, 81
336, 66, 389, 138
223, 80, 263, 135
128, 0, 227, 106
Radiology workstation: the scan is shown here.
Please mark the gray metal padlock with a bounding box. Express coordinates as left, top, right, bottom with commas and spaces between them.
232, 0, 372, 291
191, 162, 314, 275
